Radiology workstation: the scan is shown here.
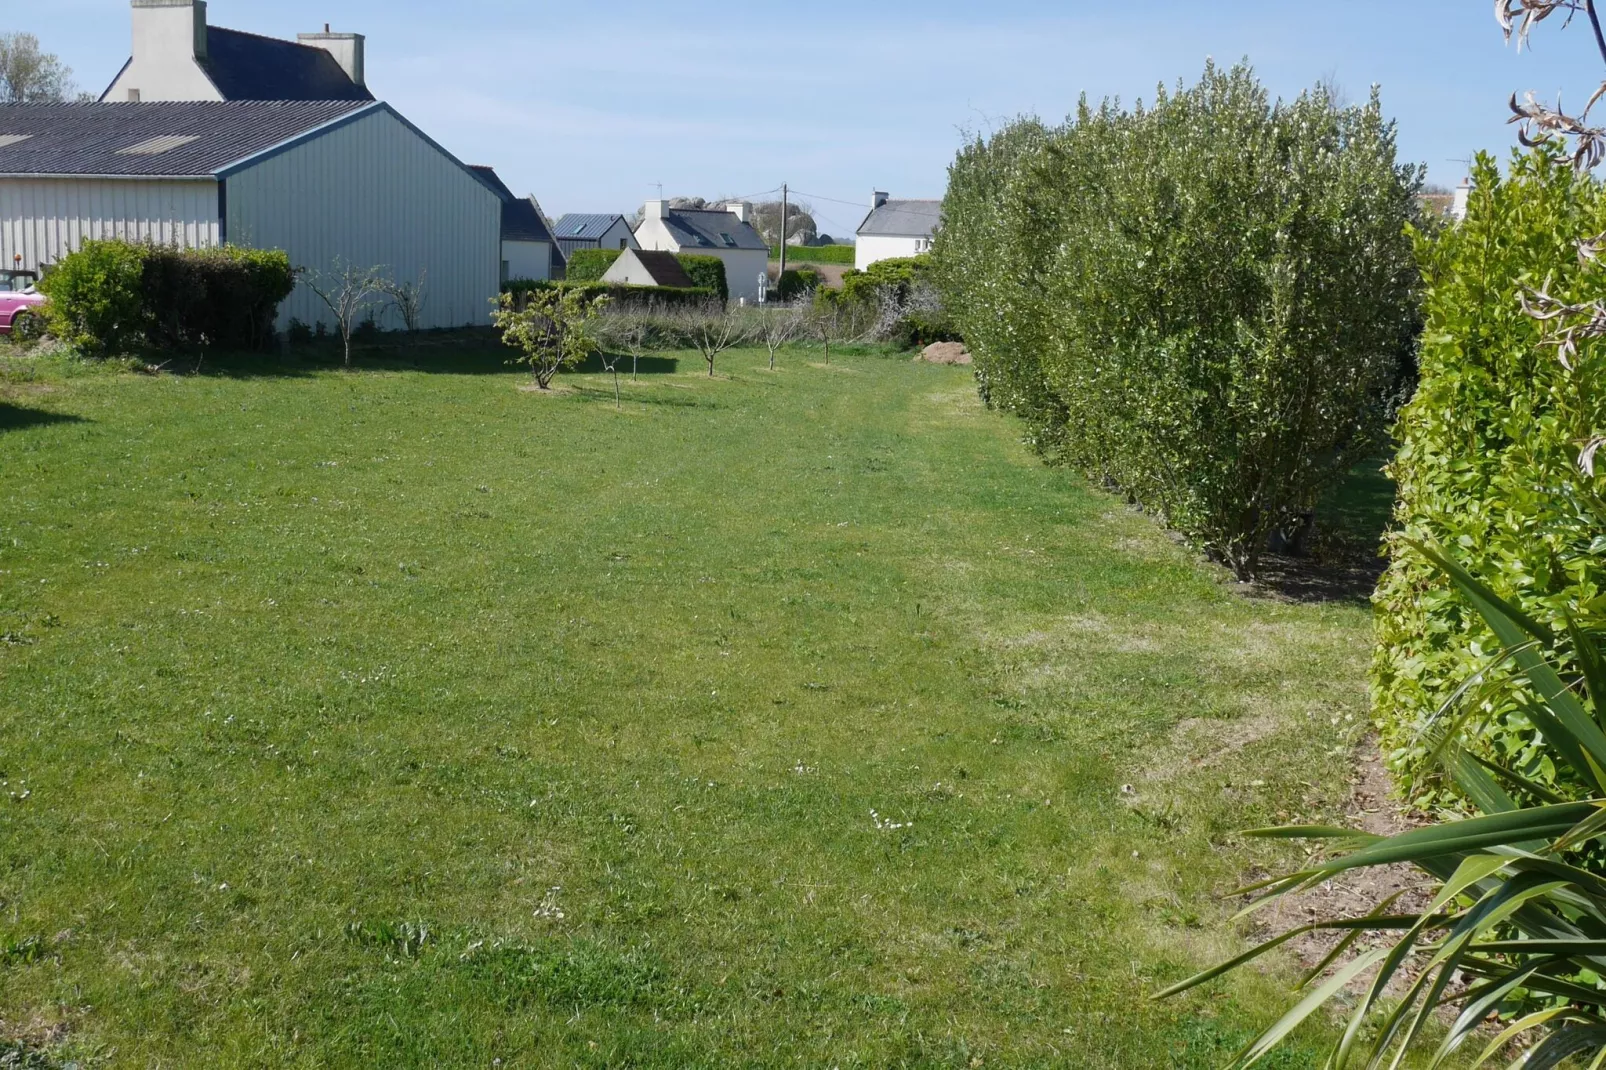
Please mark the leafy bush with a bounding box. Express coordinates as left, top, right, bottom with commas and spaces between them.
933, 63, 1423, 578
37, 239, 146, 357
565, 249, 623, 283
675, 255, 728, 303
890, 310, 962, 350
39, 240, 294, 356
502, 279, 714, 309
1373, 147, 1606, 801
771, 244, 855, 265
1165, 545, 1606, 1068
141, 245, 294, 351
775, 268, 820, 302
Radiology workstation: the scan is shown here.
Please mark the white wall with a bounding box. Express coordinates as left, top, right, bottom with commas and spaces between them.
225, 108, 500, 330
503, 239, 551, 283
0, 177, 220, 272
595, 218, 638, 252
855, 234, 925, 271
634, 216, 767, 302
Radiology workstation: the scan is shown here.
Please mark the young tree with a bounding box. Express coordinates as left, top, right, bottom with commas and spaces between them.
757, 301, 805, 371
380, 270, 427, 338
0, 34, 76, 102
679, 299, 748, 378
492, 287, 608, 390
306, 260, 390, 368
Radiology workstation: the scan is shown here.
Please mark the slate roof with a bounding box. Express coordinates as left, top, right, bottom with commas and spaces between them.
554, 213, 628, 242
469, 166, 558, 245
0, 100, 374, 177
101, 26, 375, 103
662, 208, 767, 252
857, 199, 943, 239
609, 249, 695, 288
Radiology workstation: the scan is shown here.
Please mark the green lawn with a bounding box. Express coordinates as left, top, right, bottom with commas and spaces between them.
0, 342, 1377, 1067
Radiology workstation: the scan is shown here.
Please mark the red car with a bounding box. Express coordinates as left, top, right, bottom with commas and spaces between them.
0, 270, 46, 339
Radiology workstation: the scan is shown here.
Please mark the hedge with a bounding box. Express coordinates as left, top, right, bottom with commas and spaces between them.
39, 240, 294, 356
776, 268, 821, 302
771, 244, 855, 265
565, 249, 622, 282
676, 255, 727, 303
1373, 147, 1606, 803
502, 279, 716, 309
933, 62, 1423, 579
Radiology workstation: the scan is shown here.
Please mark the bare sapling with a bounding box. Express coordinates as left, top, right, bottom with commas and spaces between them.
758, 302, 806, 371
307, 259, 390, 368
381, 270, 428, 341
683, 299, 748, 377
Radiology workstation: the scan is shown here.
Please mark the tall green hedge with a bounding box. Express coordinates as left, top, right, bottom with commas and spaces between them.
565, 249, 622, 282
39, 240, 294, 356
502, 279, 715, 309
1373, 147, 1606, 802
771, 244, 855, 265
676, 255, 727, 303
933, 63, 1423, 578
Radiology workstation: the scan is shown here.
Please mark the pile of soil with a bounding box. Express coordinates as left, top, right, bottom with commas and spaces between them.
918, 342, 972, 365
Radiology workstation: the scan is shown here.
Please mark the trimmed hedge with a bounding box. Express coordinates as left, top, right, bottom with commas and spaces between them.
565, 249, 623, 282
503, 279, 716, 309
1373, 147, 1606, 802
676, 255, 728, 303
771, 244, 855, 265
39, 240, 293, 356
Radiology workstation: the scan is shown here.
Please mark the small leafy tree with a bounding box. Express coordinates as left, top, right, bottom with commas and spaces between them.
0, 33, 76, 102
306, 259, 389, 368
492, 287, 608, 390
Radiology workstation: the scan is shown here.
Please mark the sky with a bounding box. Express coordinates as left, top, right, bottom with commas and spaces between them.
15, 1, 1606, 237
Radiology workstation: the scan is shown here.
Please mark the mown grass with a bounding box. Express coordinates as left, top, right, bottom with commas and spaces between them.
0, 340, 1383, 1066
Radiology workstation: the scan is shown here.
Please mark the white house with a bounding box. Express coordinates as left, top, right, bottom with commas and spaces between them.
0, 1, 501, 331
471, 166, 560, 283
600, 249, 696, 289
552, 214, 638, 263
855, 192, 942, 271
633, 201, 769, 302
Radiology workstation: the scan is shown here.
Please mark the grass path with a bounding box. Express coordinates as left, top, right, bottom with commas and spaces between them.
0, 346, 1373, 1067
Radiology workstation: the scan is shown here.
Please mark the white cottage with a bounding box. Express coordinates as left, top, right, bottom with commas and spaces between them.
471, 166, 561, 283
633, 201, 769, 303
855, 192, 942, 271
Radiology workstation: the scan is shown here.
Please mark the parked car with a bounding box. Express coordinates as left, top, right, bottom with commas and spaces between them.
0, 270, 46, 339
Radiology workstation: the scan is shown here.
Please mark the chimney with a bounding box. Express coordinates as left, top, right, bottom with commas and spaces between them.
872, 190, 889, 210
297, 27, 366, 87
645, 199, 669, 221
726, 201, 751, 224
131, 0, 208, 66
1451, 178, 1472, 222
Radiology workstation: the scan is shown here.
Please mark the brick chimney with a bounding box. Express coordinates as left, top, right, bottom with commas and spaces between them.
297, 26, 366, 88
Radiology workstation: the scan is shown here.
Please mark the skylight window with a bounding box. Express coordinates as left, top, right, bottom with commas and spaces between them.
117, 135, 200, 156
719, 233, 737, 248
0, 135, 33, 148
571, 223, 588, 236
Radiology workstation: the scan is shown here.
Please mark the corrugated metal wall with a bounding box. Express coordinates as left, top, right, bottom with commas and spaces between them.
0, 178, 219, 272
226, 109, 501, 331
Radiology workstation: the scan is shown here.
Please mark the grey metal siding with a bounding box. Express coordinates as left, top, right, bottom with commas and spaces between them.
224, 108, 499, 330
0, 177, 219, 272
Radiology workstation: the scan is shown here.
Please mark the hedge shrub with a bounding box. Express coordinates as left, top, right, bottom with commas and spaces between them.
933, 63, 1423, 578
39, 240, 294, 356
37, 239, 146, 357
772, 244, 855, 265
503, 279, 715, 309
776, 268, 821, 302
1373, 147, 1606, 802
675, 255, 728, 303
565, 249, 623, 282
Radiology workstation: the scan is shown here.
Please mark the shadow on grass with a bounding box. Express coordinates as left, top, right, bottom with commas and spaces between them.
0, 402, 84, 433
168, 336, 684, 380
564, 385, 710, 409
1254, 456, 1396, 605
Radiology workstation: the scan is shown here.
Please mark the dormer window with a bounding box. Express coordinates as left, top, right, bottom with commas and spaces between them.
719, 233, 737, 248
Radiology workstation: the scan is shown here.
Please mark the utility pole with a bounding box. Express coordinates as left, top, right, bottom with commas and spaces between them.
778, 183, 789, 276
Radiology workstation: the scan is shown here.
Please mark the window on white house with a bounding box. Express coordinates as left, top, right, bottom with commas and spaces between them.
127, 89, 141, 102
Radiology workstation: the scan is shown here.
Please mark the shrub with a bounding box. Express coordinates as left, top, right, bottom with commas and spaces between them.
772, 244, 855, 265
565, 249, 623, 283
1373, 147, 1606, 801
141, 245, 294, 351
492, 286, 608, 390
37, 239, 146, 357
934, 63, 1424, 578
890, 310, 962, 350
502, 279, 714, 310
675, 255, 728, 303
775, 268, 820, 303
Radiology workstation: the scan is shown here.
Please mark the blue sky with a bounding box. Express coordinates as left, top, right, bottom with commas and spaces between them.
17, 1, 1606, 236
